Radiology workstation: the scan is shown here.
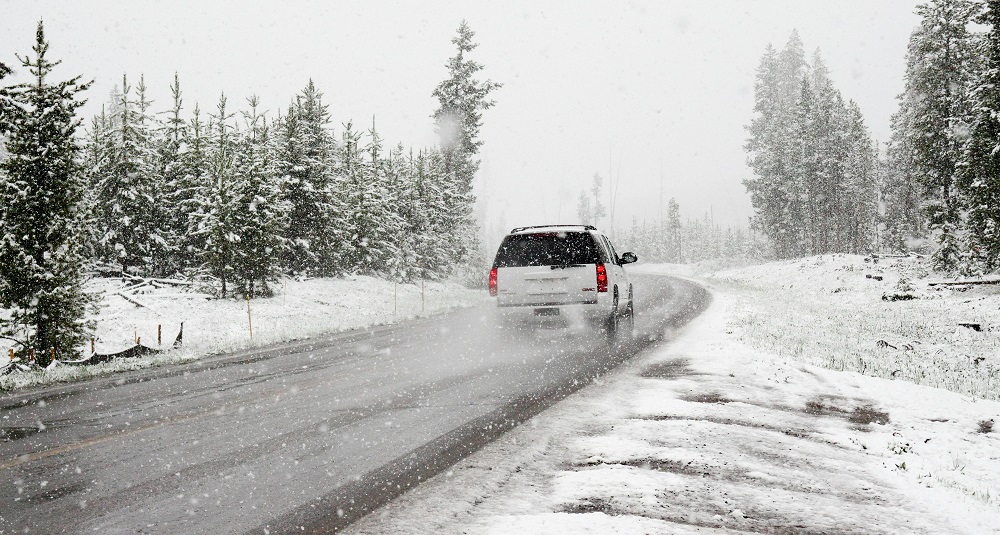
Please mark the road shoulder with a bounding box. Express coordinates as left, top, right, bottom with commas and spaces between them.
346, 289, 1000, 534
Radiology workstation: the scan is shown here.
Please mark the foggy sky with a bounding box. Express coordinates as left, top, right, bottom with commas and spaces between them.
0, 0, 922, 245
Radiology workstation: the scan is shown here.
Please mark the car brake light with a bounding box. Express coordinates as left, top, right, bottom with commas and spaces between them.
596, 263, 608, 293
489, 267, 498, 296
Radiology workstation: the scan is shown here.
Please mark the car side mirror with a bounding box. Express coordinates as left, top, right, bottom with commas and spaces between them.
620, 252, 638, 265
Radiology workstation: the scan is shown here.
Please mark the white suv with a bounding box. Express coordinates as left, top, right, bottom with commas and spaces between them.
488, 225, 637, 342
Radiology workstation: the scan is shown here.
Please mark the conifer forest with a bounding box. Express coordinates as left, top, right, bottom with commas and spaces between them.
746, 0, 1000, 275
5, 0, 1000, 361
0, 20, 499, 359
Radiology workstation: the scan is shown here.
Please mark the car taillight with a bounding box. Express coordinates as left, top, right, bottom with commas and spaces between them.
596, 263, 608, 293
489, 267, 498, 296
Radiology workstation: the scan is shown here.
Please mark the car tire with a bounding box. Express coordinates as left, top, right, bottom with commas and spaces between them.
605, 308, 619, 347
621, 297, 635, 347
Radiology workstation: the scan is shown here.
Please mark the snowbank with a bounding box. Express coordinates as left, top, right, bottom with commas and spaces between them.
640, 254, 1000, 402
1, 275, 485, 391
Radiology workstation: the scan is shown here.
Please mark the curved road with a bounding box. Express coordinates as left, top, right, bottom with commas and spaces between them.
0, 274, 708, 534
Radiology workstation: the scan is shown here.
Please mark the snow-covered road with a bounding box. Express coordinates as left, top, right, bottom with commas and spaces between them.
0, 274, 708, 534
346, 289, 1000, 534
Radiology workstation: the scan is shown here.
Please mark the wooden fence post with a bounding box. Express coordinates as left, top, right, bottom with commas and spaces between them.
246, 295, 253, 339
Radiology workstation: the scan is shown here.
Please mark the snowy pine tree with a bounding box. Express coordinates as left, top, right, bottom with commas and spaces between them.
92, 74, 167, 274
0, 21, 94, 363
744, 35, 807, 258
746, 33, 879, 259
666, 198, 682, 262
432, 21, 501, 271
178, 103, 211, 270
275, 81, 342, 276
898, 0, 979, 269
343, 118, 403, 275
959, 0, 1000, 271
882, 109, 926, 252
192, 94, 239, 297
157, 73, 190, 274
230, 96, 286, 297
406, 148, 452, 280
842, 102, 879, 254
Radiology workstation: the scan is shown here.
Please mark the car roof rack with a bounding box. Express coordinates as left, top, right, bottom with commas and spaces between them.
509, 224, 597, 233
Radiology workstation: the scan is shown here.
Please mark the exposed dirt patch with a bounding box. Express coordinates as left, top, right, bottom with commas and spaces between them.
682, 392, 731, 404
638, 414, 813, 439
561, 497, 618, 515
640, 358, 694, 379
850, 405, 890, 425
573, 454, 880, 508
804, 396, 889, 426
565, 488, 865, 535
578, 457, 712, 478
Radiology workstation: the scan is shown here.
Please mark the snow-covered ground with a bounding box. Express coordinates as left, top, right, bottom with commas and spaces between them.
346, 256, 1000, 534
0, 275, 484, 391
706, 254, 1000, 401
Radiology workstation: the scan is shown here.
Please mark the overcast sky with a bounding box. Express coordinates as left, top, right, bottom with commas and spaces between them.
1, 0, 922, 244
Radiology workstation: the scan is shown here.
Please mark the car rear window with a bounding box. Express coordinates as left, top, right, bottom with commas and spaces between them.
493, 232, 603, 267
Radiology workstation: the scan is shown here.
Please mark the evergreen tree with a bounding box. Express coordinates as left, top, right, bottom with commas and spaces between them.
231, 96, 286, 297
576, 173, 606, 226
275, 81, 341, 275
576, 191, 593, 225
842, 101, 879, 254
899, 0, 979, 269
80, 108, 110, 261
666, 198, 682, 262
959, 0, 1000, 271
344, 118, 402, 275
179, 103, 210, 269
432, 21, 501, 269
788, 75, 816, 256
406, 148, 452, 280
882, 111, 926, 252
744, 34, 808, 258
746, 32, 879, 259
0, 59, 12, 134
192, 94, 238, 296
0, 21, 93, 363
158, 73, 190, 274
92, 74, 166, 274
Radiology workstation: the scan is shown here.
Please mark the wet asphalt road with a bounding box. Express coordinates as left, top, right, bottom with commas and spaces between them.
0, 273, 708, 534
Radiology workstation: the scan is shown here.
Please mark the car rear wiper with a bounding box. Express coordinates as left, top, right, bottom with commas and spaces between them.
551, 264, 585, 270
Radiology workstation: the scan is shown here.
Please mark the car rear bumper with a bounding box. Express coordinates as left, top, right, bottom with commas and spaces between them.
493, 300, 613, 328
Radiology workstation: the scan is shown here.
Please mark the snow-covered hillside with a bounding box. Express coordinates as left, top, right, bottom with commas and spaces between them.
703, 254, 1000, 401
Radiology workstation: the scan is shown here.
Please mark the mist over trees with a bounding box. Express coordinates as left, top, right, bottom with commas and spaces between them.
0, 20, 499, 358
576, 173, 607, 226
744, 31, 879, 260
618, 199, 765, 265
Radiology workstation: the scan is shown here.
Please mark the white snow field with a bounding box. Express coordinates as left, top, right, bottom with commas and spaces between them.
346, 256, 1000, 534
0, 275, 484, 391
